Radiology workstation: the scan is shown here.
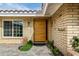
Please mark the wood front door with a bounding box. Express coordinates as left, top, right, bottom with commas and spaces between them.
34, 19, 46, 42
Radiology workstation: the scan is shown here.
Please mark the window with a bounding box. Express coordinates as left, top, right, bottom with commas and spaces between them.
13, 21, 23, 37
4, 21, 12, 36
3, 20, 23, 37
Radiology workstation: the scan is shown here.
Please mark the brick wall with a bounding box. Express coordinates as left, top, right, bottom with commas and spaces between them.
49, 3, 79, 55
49, 4, 67, 55
65, 4, 79, 55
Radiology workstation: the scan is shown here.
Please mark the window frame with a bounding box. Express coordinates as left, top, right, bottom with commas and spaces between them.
2, 19, 24, 38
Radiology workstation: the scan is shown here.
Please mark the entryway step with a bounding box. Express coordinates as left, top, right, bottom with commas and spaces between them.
33, 42, 47, 46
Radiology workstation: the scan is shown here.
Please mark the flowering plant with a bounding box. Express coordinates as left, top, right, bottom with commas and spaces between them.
20, 37, 27, 44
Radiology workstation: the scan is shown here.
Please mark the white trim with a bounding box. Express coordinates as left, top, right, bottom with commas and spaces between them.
43, 3, 48, 15
0, 14, 44, 16
2, 19, 24, 38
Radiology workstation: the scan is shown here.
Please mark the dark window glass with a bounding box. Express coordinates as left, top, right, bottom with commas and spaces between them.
13, 21, 23, 37
4, 21, 23, 37
4, 21, 12, 36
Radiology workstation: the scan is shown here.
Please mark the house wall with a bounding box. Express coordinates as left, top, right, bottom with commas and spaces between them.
0, 17, 34, 44
65, 4, 79, 55
47, 18, 52, 41
48, 3, 79, 55
0, 17, 47, 44
50, 4, 68, 55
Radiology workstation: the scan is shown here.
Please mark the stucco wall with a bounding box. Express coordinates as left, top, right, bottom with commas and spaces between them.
0, 17, 34, 44
47, 18, 52, 41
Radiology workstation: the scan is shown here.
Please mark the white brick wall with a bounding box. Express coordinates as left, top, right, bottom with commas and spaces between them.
67, 26, 79, 49
49, 3, 79, 55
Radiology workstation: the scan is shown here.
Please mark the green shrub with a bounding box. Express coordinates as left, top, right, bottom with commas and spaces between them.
72, 36, 79, 48
47, 40, 63, 56
71, 36, 79, 52
27, 40, 32, 44
47, 40, 54, 48
72, 41, 78, 48
75, 47, 79, 52
51, 47, 61, 56
19, 40, 32, 51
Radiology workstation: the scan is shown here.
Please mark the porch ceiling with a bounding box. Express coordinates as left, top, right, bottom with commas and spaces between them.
44, 3, 63, 16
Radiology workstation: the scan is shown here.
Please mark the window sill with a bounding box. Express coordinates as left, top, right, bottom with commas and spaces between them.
2, 36, 23, 39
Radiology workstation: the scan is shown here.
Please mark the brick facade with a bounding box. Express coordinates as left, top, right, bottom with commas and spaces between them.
48, 4, 79, 55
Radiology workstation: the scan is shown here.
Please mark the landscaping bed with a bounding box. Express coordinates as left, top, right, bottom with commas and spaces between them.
47, 40, 63, 56
19, 40, 32, 51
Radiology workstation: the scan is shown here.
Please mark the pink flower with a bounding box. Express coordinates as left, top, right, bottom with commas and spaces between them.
20, 37, 27, 44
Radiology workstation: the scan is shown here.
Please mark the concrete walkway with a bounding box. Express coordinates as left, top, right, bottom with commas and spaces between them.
0, 44, 52, 56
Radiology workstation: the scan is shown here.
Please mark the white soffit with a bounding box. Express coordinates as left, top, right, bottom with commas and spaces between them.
45, 3, 63, 16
